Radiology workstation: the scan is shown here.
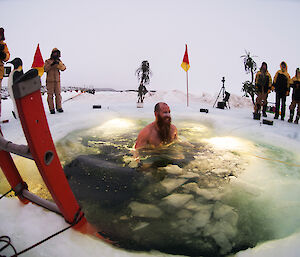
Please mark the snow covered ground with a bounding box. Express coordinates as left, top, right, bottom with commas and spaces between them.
0, 90, 300, 257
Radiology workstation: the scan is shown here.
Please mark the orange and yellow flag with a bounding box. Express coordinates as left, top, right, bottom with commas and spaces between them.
181, 44, 190, 72
31, 44, 44, 77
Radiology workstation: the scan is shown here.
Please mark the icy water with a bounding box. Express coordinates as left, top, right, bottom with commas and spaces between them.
1, 118, 300, 257
55, 118, 300, 257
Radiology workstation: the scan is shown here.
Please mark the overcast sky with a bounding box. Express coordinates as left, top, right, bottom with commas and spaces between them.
1, 0, 300, 96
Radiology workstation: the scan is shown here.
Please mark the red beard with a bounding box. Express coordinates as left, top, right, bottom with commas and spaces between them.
157, 115, 171, 143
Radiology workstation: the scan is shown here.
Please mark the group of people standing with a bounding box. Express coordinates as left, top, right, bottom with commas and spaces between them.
254, 61, 300, 124
0, 27, 66, 118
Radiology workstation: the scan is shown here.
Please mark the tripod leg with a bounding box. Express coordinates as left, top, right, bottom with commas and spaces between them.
213, 87, 223, 108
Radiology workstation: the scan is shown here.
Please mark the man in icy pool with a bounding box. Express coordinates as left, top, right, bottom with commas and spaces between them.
135, 102, 178, 150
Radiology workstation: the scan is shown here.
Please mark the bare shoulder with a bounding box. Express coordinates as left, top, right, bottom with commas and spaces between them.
171, 124, 177, 132
138, 122, 154, 136
171, 124, 178, 138
135, 122, 155, 149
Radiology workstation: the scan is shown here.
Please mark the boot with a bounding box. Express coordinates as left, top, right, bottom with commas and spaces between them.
253, 112, 261, 120
262, 105, 267, 117
294, 115, 299, 124
288, 110, 294, 123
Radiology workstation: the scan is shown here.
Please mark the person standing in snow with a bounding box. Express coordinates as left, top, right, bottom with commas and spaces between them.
288, 68, 300, 124
0, 27, 10, 118
7, 58, 23, 119
44, 48, 66, 114
254, 62, 273, 117
135, 102, 177, 150
273, 61, 290, 120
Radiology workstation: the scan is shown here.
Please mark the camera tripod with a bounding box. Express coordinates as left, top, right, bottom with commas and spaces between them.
213, 77, 230, 109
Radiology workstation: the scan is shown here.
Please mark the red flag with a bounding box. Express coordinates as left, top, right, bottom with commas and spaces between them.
32, 44, 44, 77
181, 44, 190, 72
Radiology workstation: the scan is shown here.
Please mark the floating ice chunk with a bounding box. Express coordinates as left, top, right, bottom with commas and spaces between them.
161, 193, 194, 208
179, 172, 200, 179
211, 168, 228, 174
204, 220, 237, 239
203, 219, 237, 254
177, 209, 193, 219
178, 221, 198, 234
182, 183, 221, 200
197, 188, 222, 200
160, 178, 187, 193
190, 204, 213, 228
158, 164, 184, 175
132, 222, 150, 231
213, 202, 239, 227
212, 231, 233, 255
184, 200, 201, 211
182, 182, 200, 193
129, 202, 163, 218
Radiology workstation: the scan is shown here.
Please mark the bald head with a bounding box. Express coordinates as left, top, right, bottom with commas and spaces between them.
154, 102, 169, 113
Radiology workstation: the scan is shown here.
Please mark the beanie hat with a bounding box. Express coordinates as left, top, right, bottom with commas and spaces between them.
0, 28, 5, 40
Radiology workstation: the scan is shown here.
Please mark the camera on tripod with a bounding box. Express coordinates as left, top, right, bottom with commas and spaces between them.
213, 76, 230, 109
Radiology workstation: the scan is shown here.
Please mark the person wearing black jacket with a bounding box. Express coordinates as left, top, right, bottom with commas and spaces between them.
288, 68, 300, 124
273, 61, 291, 120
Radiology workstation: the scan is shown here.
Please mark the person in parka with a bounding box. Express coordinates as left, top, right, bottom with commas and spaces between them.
44, 48, 66, 114
0, 27, 10, 117
273, 61, 290, 120
254, 62, 272, 117
7, 58, 23, 119
288, 68, 300, 124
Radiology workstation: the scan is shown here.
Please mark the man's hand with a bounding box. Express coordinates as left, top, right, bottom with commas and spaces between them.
51, 60, 59, 66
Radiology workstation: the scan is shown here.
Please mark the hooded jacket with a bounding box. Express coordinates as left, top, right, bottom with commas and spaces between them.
0, 40, 10, 80
290, 72, 300, 101
273, 62, 290, 96
44, 48, 66, 83
255, 69, 272, 93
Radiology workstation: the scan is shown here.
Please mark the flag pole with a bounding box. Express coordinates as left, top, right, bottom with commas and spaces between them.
186, 69, 189, 107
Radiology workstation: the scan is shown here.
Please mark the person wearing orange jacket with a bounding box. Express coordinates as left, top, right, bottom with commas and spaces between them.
288, 68, 300, 124
0, 27, 10, 118
254, 62, 272, 117
44, 48, 66, 114
273, 61, 290, 120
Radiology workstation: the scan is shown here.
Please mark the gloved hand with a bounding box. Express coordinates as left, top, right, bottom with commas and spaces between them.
0, 44, 4, 51
0, 51, 6, 60
51, 60, 59, 66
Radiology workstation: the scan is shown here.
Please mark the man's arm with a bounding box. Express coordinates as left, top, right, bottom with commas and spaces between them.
57, 61, 66, 71
44, 59, 53, 72
173, 125, 178, 140
135, 127, 149, 150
